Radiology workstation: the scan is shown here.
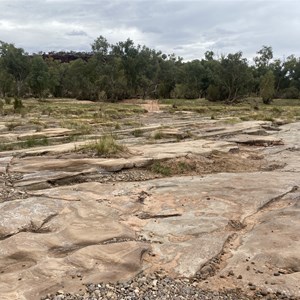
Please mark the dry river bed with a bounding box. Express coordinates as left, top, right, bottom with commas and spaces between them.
0, 114, 299, 300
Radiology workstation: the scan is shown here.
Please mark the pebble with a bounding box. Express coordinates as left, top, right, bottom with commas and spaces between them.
41, 272, 293, 300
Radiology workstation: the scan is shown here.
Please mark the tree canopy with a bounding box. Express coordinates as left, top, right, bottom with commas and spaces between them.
0, 38, 299, 102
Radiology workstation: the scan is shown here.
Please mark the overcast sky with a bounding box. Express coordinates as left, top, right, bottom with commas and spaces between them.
0, 0, 299, 62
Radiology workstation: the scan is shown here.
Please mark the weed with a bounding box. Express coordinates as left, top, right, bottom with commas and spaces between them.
6, 121, 23, 131
177, 161, 196, 172
60, 120, 92, 134
153, 131, 163, 139
150, 162, 171, 176
222, 118, 241, 125
66, 134, 79, 142
79, 135, 127, 157
0, 136, 49, 151
23, 136, 49, 148
132, 129, 143, 137
41, 106, 53, 116
29, 118, 46, 127
124, 121, 141, 127
104, 108, 120, 119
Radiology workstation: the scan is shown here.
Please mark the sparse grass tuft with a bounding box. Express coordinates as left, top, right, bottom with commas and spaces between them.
6, 121, 24, 131
79, 135, 127, 157
132, 129, 143, 137
150, 160, 196, 176
153, 131, 164, 140
0, 136, 49, 151
23, 136, 49, 148
222, 118, 241, 125
150, 162, 171, 176
60, 120, 92, 134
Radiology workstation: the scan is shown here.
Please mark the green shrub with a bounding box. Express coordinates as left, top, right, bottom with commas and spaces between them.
207, 85, 221, 101
280, 87, 299, 99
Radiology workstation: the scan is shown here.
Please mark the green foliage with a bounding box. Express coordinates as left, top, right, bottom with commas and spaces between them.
28, 56, 50, 98
4, 97, 12, 104
0, 136, 49, 151
23, 136, 49, 148
0, 99, 4, 115
207, 85, 221, 101
0, 68, 14, 97
0, 41, 30, 96
13, 97, 23, 113
260, 71, 275, 104
60, 120, 92, 134
280, 87, 299, 99
219, 52, 253, 101
254, 46, 273, 70
0, 38, 300, 103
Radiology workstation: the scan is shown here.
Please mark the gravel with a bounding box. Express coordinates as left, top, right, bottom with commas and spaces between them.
40, 271, 298, 300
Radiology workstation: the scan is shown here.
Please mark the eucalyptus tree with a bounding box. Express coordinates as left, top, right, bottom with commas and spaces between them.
175, 59, 205, 99
0, 66, 14, 97
28, 56, 50, 99
0, 41, 29, 96
219, 52, 253, 101
260, 70, 275, 104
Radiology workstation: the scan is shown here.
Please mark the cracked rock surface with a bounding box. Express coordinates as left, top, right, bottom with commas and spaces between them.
0, 118, 299, 300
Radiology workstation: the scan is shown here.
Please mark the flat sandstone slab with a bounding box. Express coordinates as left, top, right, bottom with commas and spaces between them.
1, 171, 299, 299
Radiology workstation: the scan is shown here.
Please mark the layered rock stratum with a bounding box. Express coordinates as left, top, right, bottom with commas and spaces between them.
0, 113, 299, 300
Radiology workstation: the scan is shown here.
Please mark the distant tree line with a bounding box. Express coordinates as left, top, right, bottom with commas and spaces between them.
0, 37, 300, 103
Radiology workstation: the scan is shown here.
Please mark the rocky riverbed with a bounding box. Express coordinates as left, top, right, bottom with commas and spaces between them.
0, 106, 299, 300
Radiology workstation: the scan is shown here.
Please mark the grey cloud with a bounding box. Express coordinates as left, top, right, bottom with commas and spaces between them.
66, 30, 88, 37
0, 0, 300, 60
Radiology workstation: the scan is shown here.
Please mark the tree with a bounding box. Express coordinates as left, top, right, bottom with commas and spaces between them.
175, 59, 205, 98
91, 36, 110, 56
270, 58, 287, 95
28, 56, 50, 99
219, 52, 253, 101
135, 46, 161, 99
0, 41, 29, 96
254, 45, 273, 70
0, 66, 14, 97
157, 54, 182, 98
260, 71, 275, 104
201, 54, 222, 99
